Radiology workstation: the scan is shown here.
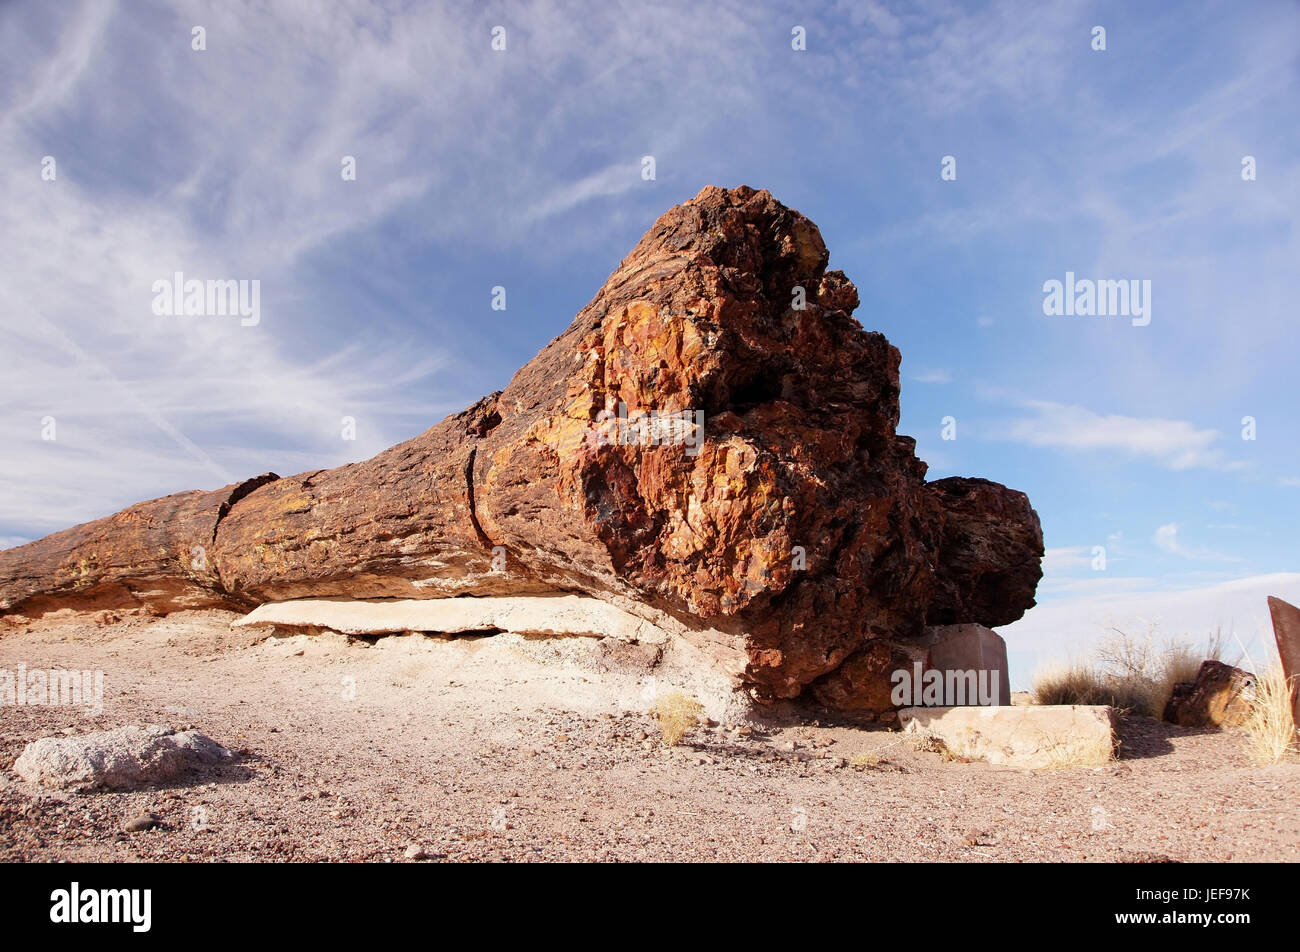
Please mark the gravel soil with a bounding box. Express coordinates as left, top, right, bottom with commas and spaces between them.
1, 610, 1296, 862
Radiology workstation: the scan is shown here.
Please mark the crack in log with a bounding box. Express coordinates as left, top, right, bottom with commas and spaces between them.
210, 472, 281, 547
464, 447, 494, 550
207, 472, 280, 596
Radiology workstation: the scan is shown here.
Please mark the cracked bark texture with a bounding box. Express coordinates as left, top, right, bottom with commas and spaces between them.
0, 186, 1043, 707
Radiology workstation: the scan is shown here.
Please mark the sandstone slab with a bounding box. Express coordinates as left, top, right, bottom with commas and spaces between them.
899, 704, 1117, 768
234, 595, 674, 643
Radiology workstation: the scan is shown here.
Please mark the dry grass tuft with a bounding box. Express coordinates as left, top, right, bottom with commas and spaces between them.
1033, 663, 1157, 715
1243, 666, 1298, 765
909, 731, 960, 761
1034, 627, 1230, 718
650, 691, 704, 746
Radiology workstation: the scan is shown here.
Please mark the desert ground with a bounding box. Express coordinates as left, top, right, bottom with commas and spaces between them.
1, 609, 1296, 863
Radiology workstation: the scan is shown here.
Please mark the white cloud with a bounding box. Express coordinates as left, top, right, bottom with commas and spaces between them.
1034, 575, 1156, 599
0, 1, 765, 535
828, 0, 1077, 113
998, 572, 1300, 689
520, 162, 644, 227
911, 368, 951, 384
1042, 546, 1095, 573
998, 400, 1245, 472
1154, 522, 1241, 562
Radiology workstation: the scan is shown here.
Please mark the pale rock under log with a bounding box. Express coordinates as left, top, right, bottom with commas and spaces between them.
921, 624, 1012, 706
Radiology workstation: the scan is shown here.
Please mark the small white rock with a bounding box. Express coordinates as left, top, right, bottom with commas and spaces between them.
14, 725, 233, 793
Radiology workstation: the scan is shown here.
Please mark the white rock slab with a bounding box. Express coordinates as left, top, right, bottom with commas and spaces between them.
899, 704, 1117, 768
233, 595, 669, 643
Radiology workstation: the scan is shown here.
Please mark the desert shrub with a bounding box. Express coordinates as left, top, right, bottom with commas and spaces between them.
650, 691, 704, 746
1106, 675, 1164, 715
1243, 666, 1298, 765
1034, 662, 1107, 706
1033, 663, 1157, 714
1161, 642, 1207, 690
1035, 627, 1233, 717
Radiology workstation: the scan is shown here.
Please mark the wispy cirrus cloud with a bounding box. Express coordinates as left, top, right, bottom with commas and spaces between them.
994, 400, 1246, 472
0, 0, 767, 535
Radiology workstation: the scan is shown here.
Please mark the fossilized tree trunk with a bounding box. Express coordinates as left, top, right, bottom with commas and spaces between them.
0, 186, 1043, 708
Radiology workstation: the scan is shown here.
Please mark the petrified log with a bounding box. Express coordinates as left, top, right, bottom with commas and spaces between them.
0, 474, 277, 618
1163, 659, 1256, 729
0, 185, 1044, 708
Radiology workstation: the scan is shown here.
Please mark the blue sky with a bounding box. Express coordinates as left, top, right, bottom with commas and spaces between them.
1, 0, 1297, 684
